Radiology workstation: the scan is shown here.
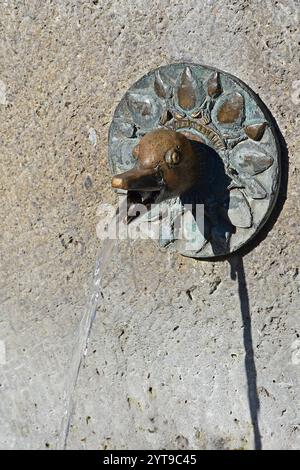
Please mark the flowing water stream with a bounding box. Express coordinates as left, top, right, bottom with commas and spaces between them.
58, 199, 127, 449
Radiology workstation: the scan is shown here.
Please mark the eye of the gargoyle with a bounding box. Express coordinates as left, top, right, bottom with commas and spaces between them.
164, 148, 182, 167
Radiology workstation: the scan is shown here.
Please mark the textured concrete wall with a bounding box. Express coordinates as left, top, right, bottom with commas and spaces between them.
0, 0, 299, 450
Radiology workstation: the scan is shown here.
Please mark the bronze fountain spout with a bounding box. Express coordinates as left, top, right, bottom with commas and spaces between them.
108, 64, 281, 258
111, 129, 204, 220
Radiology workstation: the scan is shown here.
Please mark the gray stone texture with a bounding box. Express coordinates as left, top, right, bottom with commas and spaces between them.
0, 0, 299, 450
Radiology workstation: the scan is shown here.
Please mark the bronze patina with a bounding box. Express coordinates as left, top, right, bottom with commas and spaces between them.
112, 129, 204, 199
108, 63, 281, 258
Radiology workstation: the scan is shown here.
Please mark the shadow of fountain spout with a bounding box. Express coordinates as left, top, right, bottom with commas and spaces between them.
230, 256, 262, 450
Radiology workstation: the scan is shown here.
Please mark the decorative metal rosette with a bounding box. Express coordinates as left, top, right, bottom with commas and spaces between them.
108, 63, 281, 258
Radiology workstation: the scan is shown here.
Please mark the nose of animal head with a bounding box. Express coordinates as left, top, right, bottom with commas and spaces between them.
111, 129, 201, 201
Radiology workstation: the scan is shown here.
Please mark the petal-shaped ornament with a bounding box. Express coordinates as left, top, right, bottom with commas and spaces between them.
126, 92, 162, 128
231, 141, 274, 176
175, 66, 204, 111
240, 176, 267, 199
227, 189, 252, 228
177, 66, 197, 110
244, 122, 267, 140
154, 71, 172, 99
126, 93, 152, 117
216, 92, 244, 125
207, 71, 222, 98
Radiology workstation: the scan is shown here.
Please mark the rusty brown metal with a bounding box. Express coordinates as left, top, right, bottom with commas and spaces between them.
111, 129, 203, 198
207, 71, 222, 98
111, 167, 160, 191
177, 66, 197, 111
217, 92, 244, 124
244, 122, 267, 141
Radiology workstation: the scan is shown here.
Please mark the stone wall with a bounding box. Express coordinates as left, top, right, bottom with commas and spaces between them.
0, 0, 299, 449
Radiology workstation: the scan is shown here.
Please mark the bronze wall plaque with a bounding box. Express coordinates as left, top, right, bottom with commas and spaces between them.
108, 63, 281, 259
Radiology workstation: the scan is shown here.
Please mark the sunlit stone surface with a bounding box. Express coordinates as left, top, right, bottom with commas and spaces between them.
0, 0, 299, 450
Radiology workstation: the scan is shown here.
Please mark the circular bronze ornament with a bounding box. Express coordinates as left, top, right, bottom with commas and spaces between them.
108, 63, 281, 259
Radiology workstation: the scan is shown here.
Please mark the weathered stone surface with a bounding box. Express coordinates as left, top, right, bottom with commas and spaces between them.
0, 0, 299, 451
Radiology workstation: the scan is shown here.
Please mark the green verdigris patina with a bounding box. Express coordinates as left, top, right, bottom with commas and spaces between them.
108, 63, 281, 258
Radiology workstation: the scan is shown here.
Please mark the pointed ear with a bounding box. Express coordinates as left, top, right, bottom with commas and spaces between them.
132, 144, 140, 158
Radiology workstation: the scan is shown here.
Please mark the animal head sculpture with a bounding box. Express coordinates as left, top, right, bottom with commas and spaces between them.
111, 129, 203, 211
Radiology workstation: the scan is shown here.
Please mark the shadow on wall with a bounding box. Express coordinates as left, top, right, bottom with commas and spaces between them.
229, 112, 288, 450
230, 115, 288, 450
180, 141, 236, 256
230, 256, 262, 451
207, 112, 288, 450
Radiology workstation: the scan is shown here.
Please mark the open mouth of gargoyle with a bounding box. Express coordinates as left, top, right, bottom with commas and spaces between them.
112, 159, 168, 224
124, 189, 164, 224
